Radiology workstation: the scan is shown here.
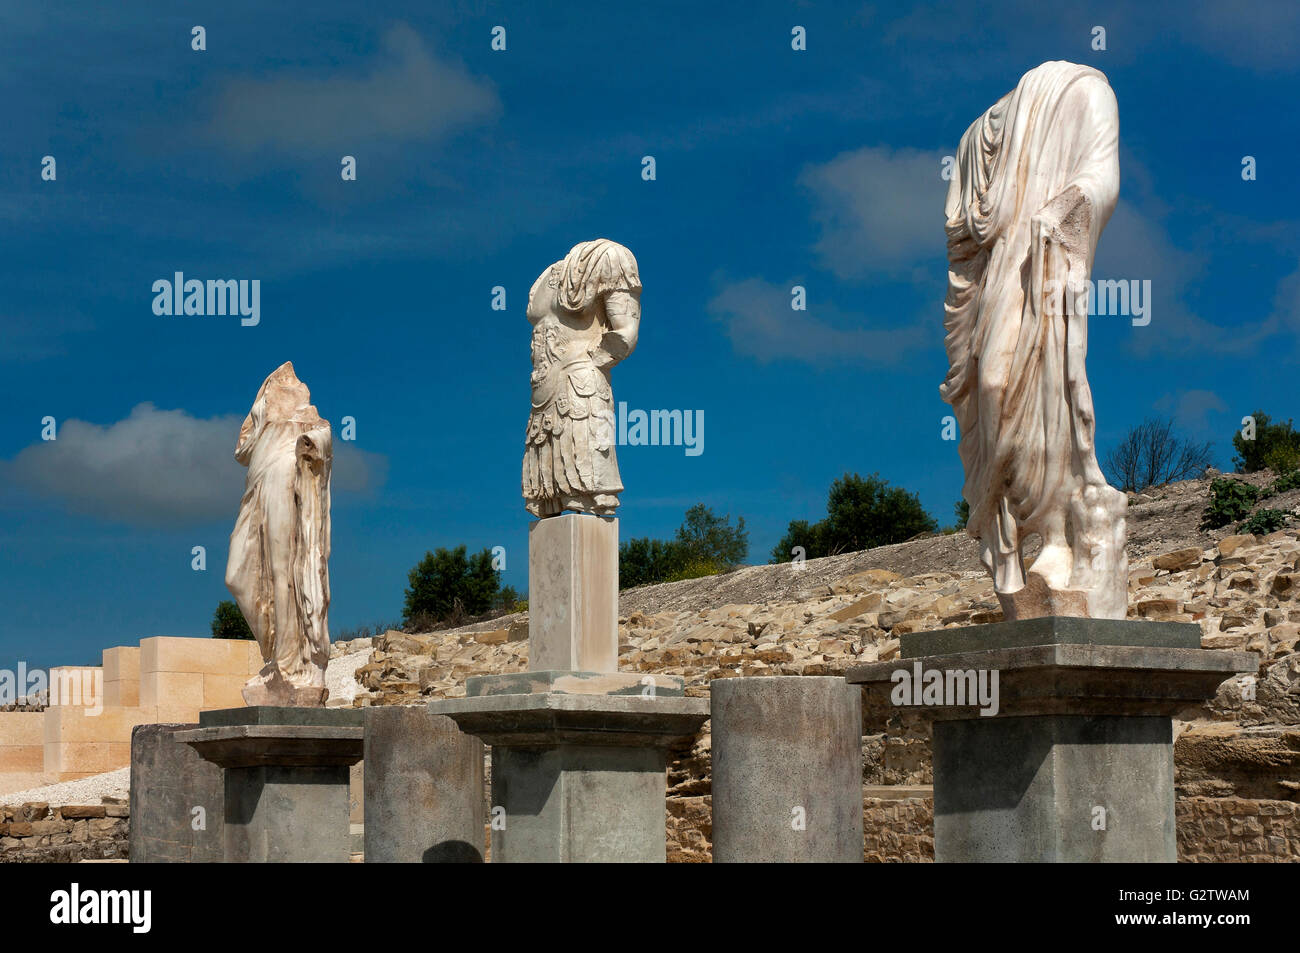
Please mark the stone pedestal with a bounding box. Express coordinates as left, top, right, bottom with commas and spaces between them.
129, 723, 224, 863
362, 706, 486, 863
528, 514, 618, 672
846, 617, 1256, 863
444, 512, 707, 861
430, 690, 708, 863
176, 707, 363, 863
710, 676, 863, 863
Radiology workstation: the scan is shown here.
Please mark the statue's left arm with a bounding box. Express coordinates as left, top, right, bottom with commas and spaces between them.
588, 290, 640, 371
296, 424, 332, 475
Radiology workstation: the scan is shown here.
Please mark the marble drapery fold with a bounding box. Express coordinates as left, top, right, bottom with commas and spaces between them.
225, 361, 332, 706
522, 239, 641, 517
940, 61, 1127, 620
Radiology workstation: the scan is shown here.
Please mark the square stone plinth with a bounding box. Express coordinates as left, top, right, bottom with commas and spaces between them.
899, 615, 1201, 657
467, 671, 684, 698
847, 621, 1254, 720
430, 692, 708, 862
528, 514, 618, 672
362, 707, 486, 864
176, 707, 363, 863
845, 618, 1257, 863
129, 723, 224, 863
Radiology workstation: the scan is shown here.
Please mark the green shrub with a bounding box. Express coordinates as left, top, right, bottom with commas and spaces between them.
772, 472, 938, 562
493, 585, 524, 614
402, 545, 499, 630
334, 621, 401, 641
211, 600, 254, 640
1200, 478, 1259, 530
665, 556, 728, 583
1232, 411, 1300, 473
619, 505, 748, 589
770, 519, 825, 563
1262, 468, 1300, 500
619, 537, 688, 589
1238, 508, 1288, 536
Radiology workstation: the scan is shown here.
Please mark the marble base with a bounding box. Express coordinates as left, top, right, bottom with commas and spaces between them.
176, 707, 363, 863
430, 692, 708, 862
846, 618, 1256, 862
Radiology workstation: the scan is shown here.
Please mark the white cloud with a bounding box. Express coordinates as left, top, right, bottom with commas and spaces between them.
1178, 1, 1300, 72
707, 276, 930, 366
205, 23, 498, 156
1098, 201, 1279, 358
3, 403, 385, 527
798, 146, 947, 280
1154, 388, 1228, 434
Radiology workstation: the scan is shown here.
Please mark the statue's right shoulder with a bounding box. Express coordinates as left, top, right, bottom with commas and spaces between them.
526, 263, 561, 323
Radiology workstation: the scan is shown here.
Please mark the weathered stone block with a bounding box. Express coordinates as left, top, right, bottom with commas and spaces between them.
363, 707, 485, 863
711, 676, 863, 863
528, 514, 618, 672
129, 723, 224, 863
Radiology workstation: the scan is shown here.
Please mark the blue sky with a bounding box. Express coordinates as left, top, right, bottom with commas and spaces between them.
2, 1, 1298, 670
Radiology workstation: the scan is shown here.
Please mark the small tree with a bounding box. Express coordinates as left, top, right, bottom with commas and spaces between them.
771, 519, 826, 563
772, 472, 937, 562
493, 585, 524, 613
1105, 417, 1213, 491
402, 546, 500, 630
1233, 411, 1300, 474
823, 472, 937, 553
211, 600, 254, 640
619, 536, 684, 589
954, 499, 970, 529
619, 505, 749, 589
674, 504, 748, 567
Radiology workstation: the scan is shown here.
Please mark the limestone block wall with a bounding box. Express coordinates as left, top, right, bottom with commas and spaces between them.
43, 706, 160, 782
139, 636, 262, 720
47, 666, 102, 708
40, 638, 261, 781
0, 637, 265, 789
103, 646, 140, 707
0, 713, 47, 793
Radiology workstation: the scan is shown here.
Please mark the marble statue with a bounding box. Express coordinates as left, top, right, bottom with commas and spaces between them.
940, 61, 1127, 620
225, 361, 332, 706
523, 239, 641, 517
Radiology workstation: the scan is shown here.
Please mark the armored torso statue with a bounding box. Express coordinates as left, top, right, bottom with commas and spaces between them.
522, 239, 641, 517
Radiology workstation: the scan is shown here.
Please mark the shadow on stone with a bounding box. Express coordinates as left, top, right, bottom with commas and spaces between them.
422, 840, 484, 863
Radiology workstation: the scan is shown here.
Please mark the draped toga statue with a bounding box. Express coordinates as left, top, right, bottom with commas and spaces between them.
940, 61, 1127, 620
523, 239, 641, 517
225, 361, 333, 706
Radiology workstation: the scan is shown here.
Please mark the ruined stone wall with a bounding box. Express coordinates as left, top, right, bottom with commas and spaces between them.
0, 800, 128, 863
665, 791, 1299, 862
1176, 797, 1300, 862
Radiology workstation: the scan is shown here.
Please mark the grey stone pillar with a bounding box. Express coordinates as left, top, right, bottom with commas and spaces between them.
177, 706, 364, 863
363, 706, 486, 863
433, 514, 708, 862
129, 723, 224, 862
528, 513, 618, 672
933, 713, 1174, 862
431, 690, 708, 863
847, 617, 1256, 863
710, 676, 864, 863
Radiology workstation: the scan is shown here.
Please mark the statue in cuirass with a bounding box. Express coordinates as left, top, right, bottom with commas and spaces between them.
522, 239, 641, 518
